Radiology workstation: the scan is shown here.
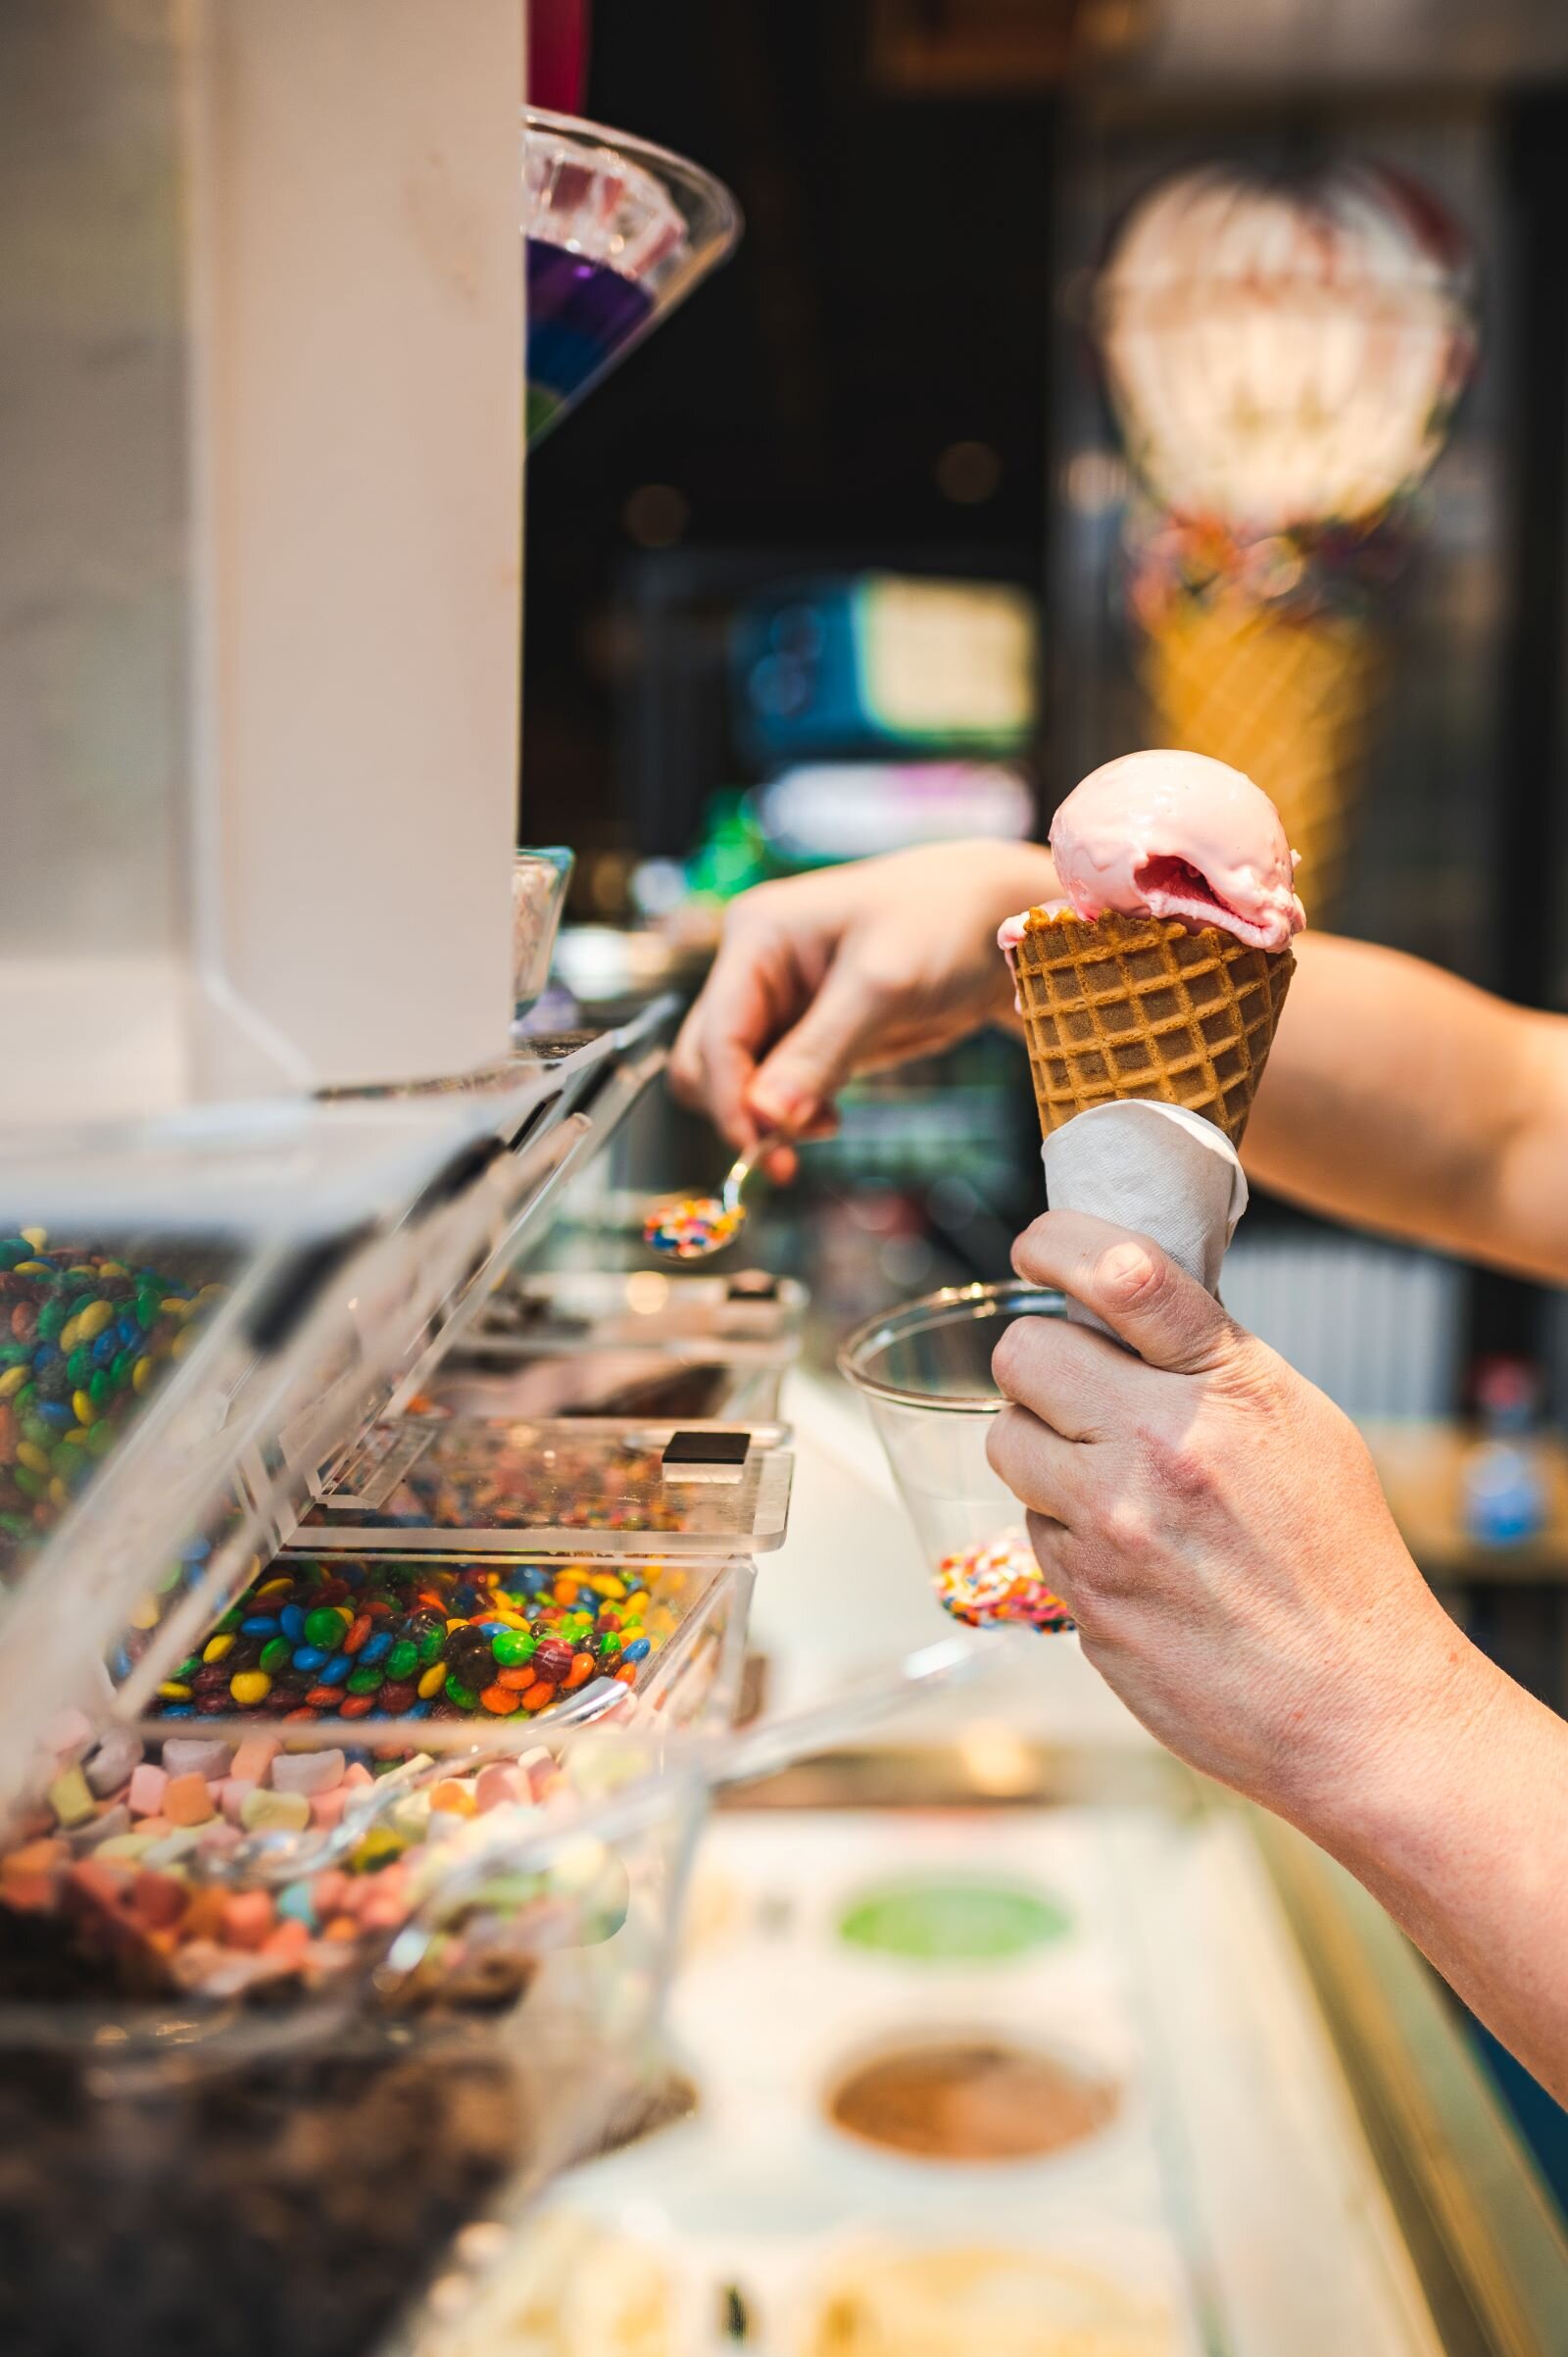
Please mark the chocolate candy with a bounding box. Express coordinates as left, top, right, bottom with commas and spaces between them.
150, 1553, 681, 1725
0, 1233, 225, 1587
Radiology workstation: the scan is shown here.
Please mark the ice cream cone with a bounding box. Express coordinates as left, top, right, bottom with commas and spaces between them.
1011, 908, 1294, 1148
1139, 597, 1379, 920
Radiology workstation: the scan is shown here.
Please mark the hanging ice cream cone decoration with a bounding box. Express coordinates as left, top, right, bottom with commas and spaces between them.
1094, 161, 1475, 919
1137, 593, 1381, 918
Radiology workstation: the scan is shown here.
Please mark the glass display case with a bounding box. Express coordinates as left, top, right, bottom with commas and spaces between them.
422, 1740, 1568, 2357
0, 1021, 784, 2357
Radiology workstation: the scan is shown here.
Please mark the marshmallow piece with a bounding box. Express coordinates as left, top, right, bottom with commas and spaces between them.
219, 1779, 258, 1826
231, 1734, 282, 1786
220, 1891, 276, 1950
310, 1791, 350, 1833
126, 1763, 169, 1818
84, 1727, 144, 1798
240, 1789, 312, 1835
312, 1870, 350, 1918
276, 1882, 318, 1928
270, 1748, 346, 1798
388, 1792, 431, 1840
92, 1832, 163, 1865
475, 1764, 525, 1813
70, 1805, 131, 1853
264, 1916, 311, 1962
3, 1838, 66, 1877
47, 1767, 96, 1829
64, 1858, 132, 1916
357, 1888, 413, 1934
163, 1773, 217, 1828
142, 1826, 207, 1867
162, 1737, 234, 1784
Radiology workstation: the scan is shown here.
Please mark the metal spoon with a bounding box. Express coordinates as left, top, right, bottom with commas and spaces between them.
642, 1133, 782, 1261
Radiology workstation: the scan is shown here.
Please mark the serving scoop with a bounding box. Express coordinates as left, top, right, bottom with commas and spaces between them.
642, 1133, 781, 1261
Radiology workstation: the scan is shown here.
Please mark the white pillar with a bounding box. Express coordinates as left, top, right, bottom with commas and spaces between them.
0, 0, 524, 1120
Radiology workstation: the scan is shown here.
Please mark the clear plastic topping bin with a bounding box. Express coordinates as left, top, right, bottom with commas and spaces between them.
0, 1620, 974, 2357
413, 1344, 789, 1429
473, 1267, 808, 1351
136, 1547, 751, 1745
293, 1420, 794, 1555
0, 1755, 712, 2357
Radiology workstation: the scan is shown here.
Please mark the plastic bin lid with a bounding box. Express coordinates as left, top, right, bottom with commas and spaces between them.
480, 1267, 808, 1348
290, 1419, 795, 1555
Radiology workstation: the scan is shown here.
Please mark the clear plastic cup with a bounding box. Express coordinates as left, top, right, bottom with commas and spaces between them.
838, 1281, 1065, 1580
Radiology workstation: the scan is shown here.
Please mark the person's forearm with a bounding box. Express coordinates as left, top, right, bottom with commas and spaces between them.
1289, 1643, 1568, 2108
1244, 934, 1568, 1281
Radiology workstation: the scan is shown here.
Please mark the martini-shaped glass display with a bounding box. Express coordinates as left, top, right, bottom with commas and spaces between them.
524, 108, 741, 444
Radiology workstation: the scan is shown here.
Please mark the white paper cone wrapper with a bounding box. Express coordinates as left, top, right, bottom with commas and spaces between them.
1042, 1100, 1248, 1336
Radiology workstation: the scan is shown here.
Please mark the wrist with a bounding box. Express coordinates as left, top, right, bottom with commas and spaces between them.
1281, 1596, 1503, 1863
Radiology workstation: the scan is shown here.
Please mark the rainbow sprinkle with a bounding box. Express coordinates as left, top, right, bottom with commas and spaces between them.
642, 1195, 743, 1260
934, 1529, 1075, 1635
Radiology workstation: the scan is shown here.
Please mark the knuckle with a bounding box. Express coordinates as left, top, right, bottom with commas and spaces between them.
844, 939, 909, 1007
1101, 1494, 1154, 1552
984, 1406, 1020, 1484
1060, 1553, 1106, 1620
990, 1320, 1035, 1398
1152, 1431, 1216, 1502
1096, 1239, 1167, 1314
987, 1407, 1051, 1511
722, 882, 776, 937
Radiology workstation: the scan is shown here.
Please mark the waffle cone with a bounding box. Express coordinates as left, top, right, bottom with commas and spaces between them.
1141, 600, 1380, 920
1013, 910, 1294, 1147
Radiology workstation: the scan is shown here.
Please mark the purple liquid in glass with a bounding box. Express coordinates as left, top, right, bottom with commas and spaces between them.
526, 238, 655, 440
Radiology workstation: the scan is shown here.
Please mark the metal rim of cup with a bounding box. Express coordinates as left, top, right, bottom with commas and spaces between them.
837, 1281, 1065, 1415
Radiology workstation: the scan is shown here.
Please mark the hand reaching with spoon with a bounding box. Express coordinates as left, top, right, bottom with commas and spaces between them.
668, 840, 1060, 1179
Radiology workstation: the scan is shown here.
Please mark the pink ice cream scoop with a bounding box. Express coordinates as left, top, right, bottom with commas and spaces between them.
1044, 750, 1305, 953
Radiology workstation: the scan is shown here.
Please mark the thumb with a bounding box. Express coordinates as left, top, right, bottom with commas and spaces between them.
747, 956, 886, 1134
1012, 1208, 1237, 1375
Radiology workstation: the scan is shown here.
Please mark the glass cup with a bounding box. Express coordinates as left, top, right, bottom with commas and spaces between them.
839, 1281, 1066, 1608
523, 108, 742, 445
